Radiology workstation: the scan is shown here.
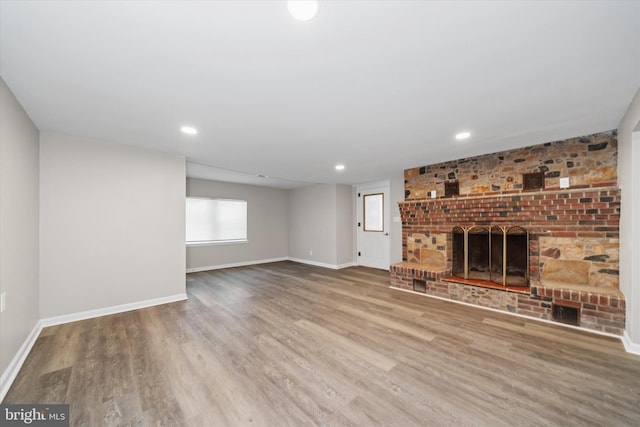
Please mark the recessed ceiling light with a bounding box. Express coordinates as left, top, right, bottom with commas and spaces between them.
455, 131, 471, 140
288, 0, 318, 21
335, 164, 345, 171
181, 126, 198, 135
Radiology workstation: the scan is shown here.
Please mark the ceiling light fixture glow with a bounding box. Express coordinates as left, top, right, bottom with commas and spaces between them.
455, 131, 471, 140
181, 126, 198, 135
335, 164, 345, 171
287, 0, 318, 21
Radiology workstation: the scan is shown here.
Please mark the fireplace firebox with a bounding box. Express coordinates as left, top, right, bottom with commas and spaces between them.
452, 226, 529, 287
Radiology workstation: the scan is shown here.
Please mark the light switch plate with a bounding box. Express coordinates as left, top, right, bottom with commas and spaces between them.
559, 177, 570, 188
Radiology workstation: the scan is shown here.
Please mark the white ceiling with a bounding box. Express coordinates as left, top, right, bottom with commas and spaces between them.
1, 1, 639, 189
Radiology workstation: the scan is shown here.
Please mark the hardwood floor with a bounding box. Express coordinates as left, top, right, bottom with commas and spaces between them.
4, 261, 640, 426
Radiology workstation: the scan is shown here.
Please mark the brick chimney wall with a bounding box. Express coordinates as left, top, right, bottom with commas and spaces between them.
392, 130, 625, 335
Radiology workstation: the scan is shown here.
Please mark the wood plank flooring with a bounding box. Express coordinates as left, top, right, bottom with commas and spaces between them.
4, 261, 640, 426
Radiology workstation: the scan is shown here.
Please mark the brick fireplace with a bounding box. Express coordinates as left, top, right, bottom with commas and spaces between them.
390, 130, 625, 335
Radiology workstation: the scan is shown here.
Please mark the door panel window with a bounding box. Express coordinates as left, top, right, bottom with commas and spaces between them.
363, 193, 384, 232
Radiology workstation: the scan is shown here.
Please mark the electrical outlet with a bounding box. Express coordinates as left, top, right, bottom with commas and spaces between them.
0, 292, 5, 313
309, 250, 313, 256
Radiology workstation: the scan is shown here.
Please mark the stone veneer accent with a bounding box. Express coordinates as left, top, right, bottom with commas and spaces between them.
404, 130, 617, 200
539, 236, 619, 288
391, 130, 625, 335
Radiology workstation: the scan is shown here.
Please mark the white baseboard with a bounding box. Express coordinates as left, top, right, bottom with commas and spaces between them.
288, 257, 354, 270
186, 257, 288, 273
0, 322, 42, 402
188, 257, 356, 272
40, 293, 188, 327
622, 330, 640, 355
336, 261, 356, 269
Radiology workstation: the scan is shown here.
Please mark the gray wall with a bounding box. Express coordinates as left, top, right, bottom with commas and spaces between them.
39, 132, 186, 318
288, 184, 337, 266
336, 184, 354, 266
618, 87, 640, 349
288, 183, 354, 268
186, 178, 288, 270
0, 80, 40, 383
189, 180, 354, 270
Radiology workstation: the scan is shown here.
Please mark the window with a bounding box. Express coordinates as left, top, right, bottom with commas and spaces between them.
363, 193, 384, 232
186, 197, 247, 244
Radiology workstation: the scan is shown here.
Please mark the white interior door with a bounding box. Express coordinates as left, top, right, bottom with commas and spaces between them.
357, 181, 390, 270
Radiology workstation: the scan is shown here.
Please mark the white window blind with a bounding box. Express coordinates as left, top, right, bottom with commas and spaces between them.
186, 198, 247, 243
